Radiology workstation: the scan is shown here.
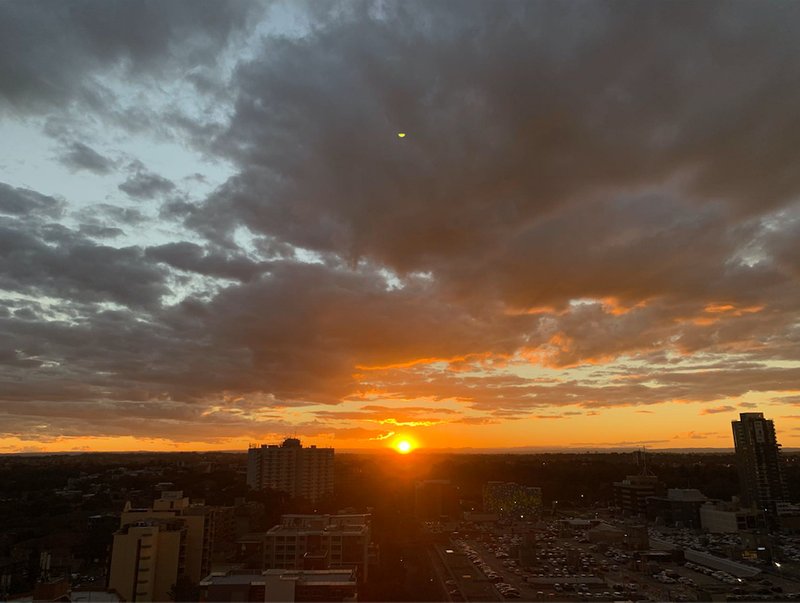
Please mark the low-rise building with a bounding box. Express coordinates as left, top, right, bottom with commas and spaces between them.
198, 568, 357, 603
646, 488, 708, 529
613, 475, 665, 516
413, 480, 460, 520
263, 515, 373, 581
699, 500, 766, 533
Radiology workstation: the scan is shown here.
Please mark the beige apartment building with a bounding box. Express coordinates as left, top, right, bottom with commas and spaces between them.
108, 519, 186, 602
108, 491, 233, 601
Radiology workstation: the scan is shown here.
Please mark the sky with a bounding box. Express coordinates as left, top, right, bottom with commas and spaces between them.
1, 0, 800, 454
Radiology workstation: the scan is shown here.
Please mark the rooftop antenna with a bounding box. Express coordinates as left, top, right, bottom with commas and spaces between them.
638, 447, 655, 477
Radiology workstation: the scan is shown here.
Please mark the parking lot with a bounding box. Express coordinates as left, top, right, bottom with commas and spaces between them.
433, 518, 800, 602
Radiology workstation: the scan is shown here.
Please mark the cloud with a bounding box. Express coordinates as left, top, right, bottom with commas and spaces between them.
119, 163, 176, 199
571, 440, 670, 448
673, 431, 720, 440
0, 217, 168, 308
58, 141, 115, 174
700, 405, 736, 415
2, 3, 800, 448
0, 0, 260, 113
192, 2, 800, 270
78, 224, 125, 239
0, 183, 64, 219
145, 242, 266, 282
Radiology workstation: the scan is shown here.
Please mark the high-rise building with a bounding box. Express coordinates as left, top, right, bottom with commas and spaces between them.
732, 412, 788, 515
246, 438, 334, 502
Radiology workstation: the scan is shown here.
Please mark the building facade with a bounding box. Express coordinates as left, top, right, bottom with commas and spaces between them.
613, 474, 664, 516
732, 412, 788, 516
699, 501, 766, 533
263, 514, 373, 581
646, 488, 708, 529
247, 439, 334, 502
108, 491, 232, 601
414, 480, 460, 520
108, 519, 186, 602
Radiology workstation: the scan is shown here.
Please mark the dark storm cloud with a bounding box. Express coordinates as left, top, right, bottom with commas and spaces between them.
78, 224, 125, 239
3, 1, 800, 446
0, 0, 261, 113
0, 204, 534, 438
194, 0, 800, 278
0, 207, 167, 308
119, 163, 176, 199
185, 260, 531, 404
58, 141, 115, 174
76, 203, 147, 226
0, 183, 64, 219
145, 242, 266, 282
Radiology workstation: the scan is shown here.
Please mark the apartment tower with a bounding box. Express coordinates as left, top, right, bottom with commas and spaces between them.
246, 438, 334, 502
732, 412, 788, 515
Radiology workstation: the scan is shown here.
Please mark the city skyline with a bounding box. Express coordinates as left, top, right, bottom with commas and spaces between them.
2, 1, 800, 454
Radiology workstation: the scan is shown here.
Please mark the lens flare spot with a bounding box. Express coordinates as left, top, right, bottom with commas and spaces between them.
397, 132, 406, 138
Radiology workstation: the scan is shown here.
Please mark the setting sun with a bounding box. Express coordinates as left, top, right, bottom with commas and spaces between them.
395, 439, 413, 454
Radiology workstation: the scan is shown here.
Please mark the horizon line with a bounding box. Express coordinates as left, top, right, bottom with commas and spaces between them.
0, 445, 780, 457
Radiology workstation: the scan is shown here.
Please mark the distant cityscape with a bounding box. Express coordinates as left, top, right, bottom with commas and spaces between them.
0, 411, 799, 602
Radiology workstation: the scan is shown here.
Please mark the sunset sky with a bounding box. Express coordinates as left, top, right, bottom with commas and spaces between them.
2, 0, 800, 454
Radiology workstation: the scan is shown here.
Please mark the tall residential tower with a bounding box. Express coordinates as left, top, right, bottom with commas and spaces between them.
732, 412, 788, 516
247, 438, 334, 502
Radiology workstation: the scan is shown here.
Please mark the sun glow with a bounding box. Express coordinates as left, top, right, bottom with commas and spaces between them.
394, 439, 414, 454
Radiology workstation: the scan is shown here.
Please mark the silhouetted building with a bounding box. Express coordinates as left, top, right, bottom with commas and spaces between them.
414, 480, 460, 520
263, 514, 374, 581
199, 568, 357, 603
776, 502, 800, 532
263, 568, 357, 602
646, 488, 708, 528
236, 533, 267, 568
732, 412, 788, 518
482, 482, 542, 519
199, 570, 265, 602
699, 500, 766, 533
613, 475, 664, 516
247, 439, 334, 502
613, 450, 665, 517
